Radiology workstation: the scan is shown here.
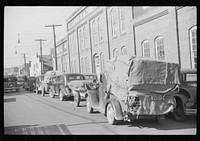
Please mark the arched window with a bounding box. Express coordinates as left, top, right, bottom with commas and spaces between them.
100, 53, 105, 71
119, 7, 126, 34
189, 26, 197, 69
155, 36, 165, 60
113, 48, 119, 58
111, 8, 118, 37
141, 40, 150, 58
92, 20, 98, 45
121, 46, 127, 55
98, 17, 103, 43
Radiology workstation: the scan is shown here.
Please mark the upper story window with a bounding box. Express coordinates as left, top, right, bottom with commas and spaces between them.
81, 58, 85, 73
111, 8, 119, 37
119, 7, 126, 34
189, 26, 197, 69
78, 28, 83, 50
69, 34, 73, 54
83, 26, 88, 49
73, 33, 76, 53
64, 41, 68, 53
92, 20, 98, 45
121, 46, 127, 55
155, 36, 165, 60
98, 17, 104, 43
74, 60, 77, 73
113, 48, 119, 58
141, 40, 150, 58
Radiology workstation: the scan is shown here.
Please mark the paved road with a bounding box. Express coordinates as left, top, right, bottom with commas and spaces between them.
4, 89, 196, 135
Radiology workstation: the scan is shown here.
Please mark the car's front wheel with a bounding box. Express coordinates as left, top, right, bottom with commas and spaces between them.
171, 97, 186, 121
86, 96, 93, 113
74, 92, 80, 107
106, 103, 118, 125
59, 90, 64, 101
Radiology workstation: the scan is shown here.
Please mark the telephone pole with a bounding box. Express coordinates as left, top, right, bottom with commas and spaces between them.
45, 24, 62, 70
35, 39, 47, 74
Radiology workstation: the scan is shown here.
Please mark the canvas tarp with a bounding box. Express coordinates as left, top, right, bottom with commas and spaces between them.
105, 56, 180, 100
69, 80, 94, 92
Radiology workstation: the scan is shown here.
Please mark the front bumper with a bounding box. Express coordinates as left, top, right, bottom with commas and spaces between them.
4, 87, 20, 91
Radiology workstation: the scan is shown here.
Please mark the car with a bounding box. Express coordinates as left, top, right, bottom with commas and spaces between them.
48, 73, 86, 103
170, 68, 197, 121
85, 55, 179, 125
35, 75, 44, 94
41, 71, 63, 96
4, 75, 20, 92
17, 75, 26, 87
24, 76, 36, 92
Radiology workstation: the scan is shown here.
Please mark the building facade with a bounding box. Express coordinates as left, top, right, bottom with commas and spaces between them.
56, 6, 197, 75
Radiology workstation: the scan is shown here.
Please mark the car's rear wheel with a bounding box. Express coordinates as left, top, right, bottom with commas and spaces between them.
74, 92, 80, 107
86, 96, 93, 113
171, 97, 186, 122
106, 103, 118, 125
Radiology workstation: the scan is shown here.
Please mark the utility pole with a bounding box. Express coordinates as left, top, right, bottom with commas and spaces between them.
20, 53, 29, 76
35, 39, 47, 74
45, 24, 62, 70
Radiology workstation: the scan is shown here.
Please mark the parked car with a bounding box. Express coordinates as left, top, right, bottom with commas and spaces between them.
85, 56, 180, 125
41, 71, 63, 96
4, 75, 20, 92
48, 73, 86, 103
17, 75, 26, 87
35, 75, 44, 94
24, 76, 36, 92
169, 68, 197, 121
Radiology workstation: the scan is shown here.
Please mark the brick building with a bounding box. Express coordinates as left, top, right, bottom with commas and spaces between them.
55, 6, 197, 75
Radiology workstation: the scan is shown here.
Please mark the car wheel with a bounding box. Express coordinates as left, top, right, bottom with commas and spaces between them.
36, 88, 39, 94
106, 103, 118, 125
74, 92, 80, 107
86, 96, 93, 113
59, 90, 64, 101
171, 102, 186, 122
49, 88, 54, 98
42, 88, 45, 96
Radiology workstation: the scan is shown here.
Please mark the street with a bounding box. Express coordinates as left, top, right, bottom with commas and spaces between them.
4, 88, 196, 135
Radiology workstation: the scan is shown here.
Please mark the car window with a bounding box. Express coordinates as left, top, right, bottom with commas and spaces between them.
4, 77, 17, 82
185, 73, 196, 82
85, 75, 95, 80
68, 75, 84, 81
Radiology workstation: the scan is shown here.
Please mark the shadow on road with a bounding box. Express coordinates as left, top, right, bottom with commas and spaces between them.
125, 115, 196, 130
4, 98, 16, 103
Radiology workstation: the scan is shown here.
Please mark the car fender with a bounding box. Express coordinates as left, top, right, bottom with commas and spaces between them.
105, 99, 123, 121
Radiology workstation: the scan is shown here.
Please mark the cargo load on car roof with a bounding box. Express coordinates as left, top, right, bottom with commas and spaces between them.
105, 55, 180, 99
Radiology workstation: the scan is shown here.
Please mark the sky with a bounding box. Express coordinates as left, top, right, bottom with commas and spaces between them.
4, 6, 80, 68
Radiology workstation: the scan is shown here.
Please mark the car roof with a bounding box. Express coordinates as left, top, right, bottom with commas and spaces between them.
82, 73, 97, 76
180, 68, 197, 74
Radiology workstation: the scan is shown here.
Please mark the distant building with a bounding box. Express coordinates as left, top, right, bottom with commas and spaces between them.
4, 67, 19, 76
29, 54, 53, 76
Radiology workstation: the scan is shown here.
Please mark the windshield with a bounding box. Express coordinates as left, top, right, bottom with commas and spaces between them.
85, 75, 96, 80
17, 76, 25, 82
4, 77, 17, 82
68, 75, 85, 81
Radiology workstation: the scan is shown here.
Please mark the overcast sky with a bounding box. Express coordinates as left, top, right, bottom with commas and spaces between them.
4, 6, 79, 68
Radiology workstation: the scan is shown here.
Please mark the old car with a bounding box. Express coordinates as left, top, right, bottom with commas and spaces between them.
85, 55, 180, 125
35, 75, 44, 94
48, 73, 85, 103
16, 75, 26, 87
169, 68, 197, 121
41, 71, 63, 96
24, 76, 36, 92
4, 75, 20, 92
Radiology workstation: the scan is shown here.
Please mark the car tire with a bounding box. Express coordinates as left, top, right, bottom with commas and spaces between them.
86, 96, 93, 113
74, 92, 80, 107
49, 88, 54, 98
106, 103, 118, 125
171, 98, 186, 122
42, 88, 45, 96
59, 90, 64, 101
